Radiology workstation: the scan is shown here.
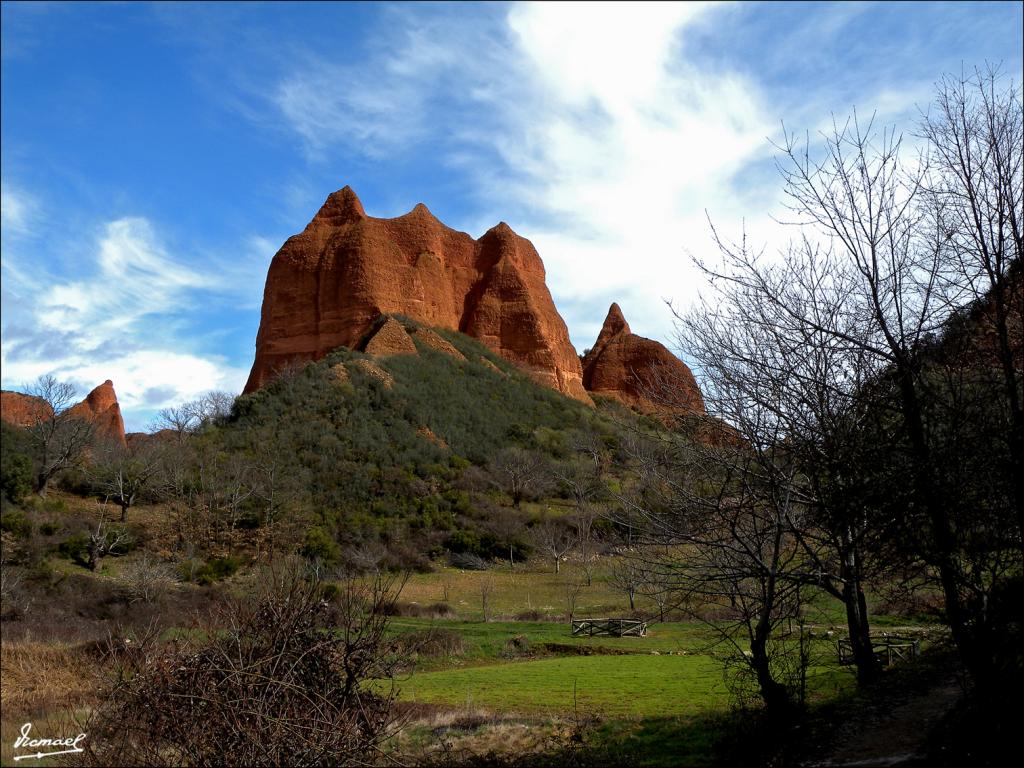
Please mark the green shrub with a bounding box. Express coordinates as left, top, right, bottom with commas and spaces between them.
301, 526, 341, 564
0, 508, 31, 537
1, 454, 32, 504
0, 421, 33, 503
446, 529, 481, 555
191, 556, 243, 586
178, 558, 203, 583
57, 533, 89, 565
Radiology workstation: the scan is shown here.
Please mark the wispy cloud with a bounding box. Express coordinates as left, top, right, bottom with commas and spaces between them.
263, 2, 1023, 357
1, 210, 250, 429
268, 1, 780, 352
1, 181, 39, 236
37, 218, 209, 339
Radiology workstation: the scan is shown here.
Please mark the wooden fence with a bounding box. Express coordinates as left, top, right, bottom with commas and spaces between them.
571, 618, 647, 637
837, 634, 920, 667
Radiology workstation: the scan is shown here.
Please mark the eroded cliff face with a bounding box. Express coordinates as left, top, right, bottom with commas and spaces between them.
0, 391, 53, 427
1, 380, 126, 445
68, 380, 127, 446
582, 303, 705, 415
244, 187, 589, 402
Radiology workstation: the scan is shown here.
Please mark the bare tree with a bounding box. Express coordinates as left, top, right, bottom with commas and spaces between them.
484, 507, 529, 573
570, 506, 600, 586
607, 556, 643, 612
554, 456, 604, 508
119, 553, 178, 604
675, 72, 1022, 698
88, 516, 132, 572
530, 519, 576, 574
490, 447, 550, 508
620, 437, 808, 715
677, 222, 891, 684
479, 575, 495, 622
768, 102, 1022, 692
150, 390, 236, 440
192, 390, 235, 427
563, 572, 585, 622
149, 404, 198, 444
91, 439, 164, 522
918, 66, 1023, 548
23, 375, 94, 496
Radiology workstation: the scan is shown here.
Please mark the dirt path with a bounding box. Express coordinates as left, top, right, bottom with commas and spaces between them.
802, 673, 963, 767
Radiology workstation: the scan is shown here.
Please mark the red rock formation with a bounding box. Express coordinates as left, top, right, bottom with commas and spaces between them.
2, 380, 127, 446
67, 380, 127, 446
0, 391, 52, 428
582, 303, 705, 415
244, 187, 589, 402
361, 317, 418, 357
410, 328, 466, 361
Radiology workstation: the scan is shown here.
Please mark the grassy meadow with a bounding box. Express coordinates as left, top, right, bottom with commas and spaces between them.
0, 491, 942, 767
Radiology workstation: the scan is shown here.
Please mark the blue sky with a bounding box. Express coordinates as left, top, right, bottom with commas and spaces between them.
2, 1, 1021, 431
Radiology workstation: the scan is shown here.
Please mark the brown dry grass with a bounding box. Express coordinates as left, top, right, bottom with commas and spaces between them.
0, 641, 100, 717
394, 702, 560, 765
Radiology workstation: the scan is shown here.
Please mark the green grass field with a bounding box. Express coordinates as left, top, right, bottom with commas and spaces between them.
395, 654, 729, 717
387, 617, 719, 663
398, 562, 638, 620
383, 614, 858, 722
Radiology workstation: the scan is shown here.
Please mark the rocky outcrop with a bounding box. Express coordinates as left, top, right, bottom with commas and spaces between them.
244, 186, 589, 402
67, 380, 127, 446
2, 380, 127, 446
0, 391, 52, 428
361, 317, 417, 357
351, 359, 395, 389
410, 328, 466, 361
582, 303, 705, 415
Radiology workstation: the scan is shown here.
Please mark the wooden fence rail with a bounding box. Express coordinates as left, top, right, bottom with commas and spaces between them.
571, 618, 647, 637
837, 634, 920, 667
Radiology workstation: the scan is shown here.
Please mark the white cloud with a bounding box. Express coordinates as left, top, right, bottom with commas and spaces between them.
268, 2, 786, 357
1, 214, 250, 431
264, 3, 984, 364
1, 181, 38, 235
35, 217, 210, 345
1, 350, 249, 428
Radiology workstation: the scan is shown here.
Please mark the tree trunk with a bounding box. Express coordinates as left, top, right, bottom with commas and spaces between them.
750, 630, 791, 716
896, 369, 980, 680
841, 538, 880, 683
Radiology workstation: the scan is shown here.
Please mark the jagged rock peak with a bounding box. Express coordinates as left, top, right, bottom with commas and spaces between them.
2, 379, 126, 446
70, 380, 127, 446
406, 202, 435, 218
581, 304, 705, 416
313, 185, 367, 223
597, 303, 630, 346
82, 380, 119, 413
245, 185, 589, 402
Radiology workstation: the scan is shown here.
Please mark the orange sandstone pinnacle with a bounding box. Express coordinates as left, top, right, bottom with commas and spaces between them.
582, 303, 706, 415
68, 380, 127, 446
244, 186, 590, 402
2, 380, 126, 445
